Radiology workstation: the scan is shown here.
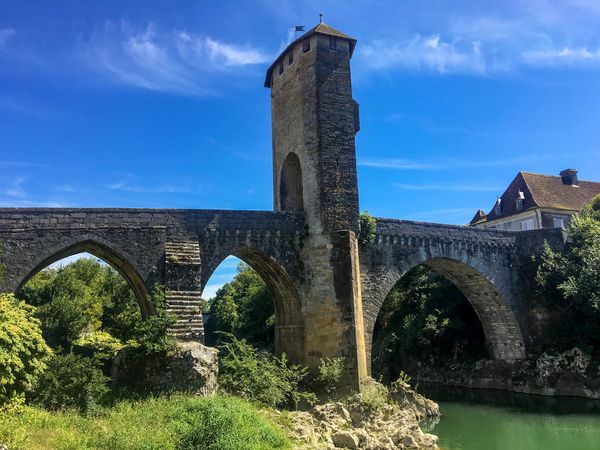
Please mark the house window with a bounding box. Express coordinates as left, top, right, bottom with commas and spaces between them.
521, 219, 535, 231
303, 39, 310, 53
288, 51, 293, 65
329, 36, 336, 50
278, 63, 283, 75
494, 204, 502, 216
516, 198, 524, 210
553, 217, 565, 229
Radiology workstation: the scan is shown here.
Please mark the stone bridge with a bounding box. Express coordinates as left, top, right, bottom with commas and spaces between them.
0, 22, 567, 389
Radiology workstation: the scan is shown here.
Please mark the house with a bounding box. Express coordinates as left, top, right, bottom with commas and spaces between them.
469, 169, 600, 231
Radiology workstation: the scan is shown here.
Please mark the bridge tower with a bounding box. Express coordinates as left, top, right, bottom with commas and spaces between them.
265, 21, 367, 389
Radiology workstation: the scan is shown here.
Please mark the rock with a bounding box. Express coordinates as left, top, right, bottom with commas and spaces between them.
332, 431, 360, 449
401, 435, 419, 448
112, 341, 218, 395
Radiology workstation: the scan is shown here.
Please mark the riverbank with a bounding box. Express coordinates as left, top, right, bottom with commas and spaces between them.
408, 347, 600, 399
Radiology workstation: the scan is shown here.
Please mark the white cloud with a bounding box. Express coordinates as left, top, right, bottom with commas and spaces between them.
395, 183, 501, 192
82, 22, 270, 96
0, 28, 15, 47
360, 34, 486, 74
108, 181, 196, 193
523, 46, 600, 65
358, 156, 534, 170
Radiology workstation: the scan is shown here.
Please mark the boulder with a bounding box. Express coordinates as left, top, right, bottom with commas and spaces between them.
332, 431, 360, 449
112, 341, 218, 395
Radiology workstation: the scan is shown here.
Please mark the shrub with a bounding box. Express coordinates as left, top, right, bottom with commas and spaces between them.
315, 357, 345, 396
29, 353, 109, 414
359, 211, 377, 246
0, 293, 52, 409
346, 379, 390, 416
218, 335, 313, 408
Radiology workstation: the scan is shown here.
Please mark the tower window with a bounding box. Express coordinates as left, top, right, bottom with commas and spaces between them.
288, 51, 293, 65
303, 39, 310, 53
329, 36, 336, 50
278, 63, 283, 75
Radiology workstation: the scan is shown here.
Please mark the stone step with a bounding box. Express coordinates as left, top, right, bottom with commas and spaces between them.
165, 241, 201, 265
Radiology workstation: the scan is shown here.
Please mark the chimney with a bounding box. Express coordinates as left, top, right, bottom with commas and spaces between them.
560, 168, 578, 186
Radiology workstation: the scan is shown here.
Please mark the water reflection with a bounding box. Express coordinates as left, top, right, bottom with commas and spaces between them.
418, 383, 600, 415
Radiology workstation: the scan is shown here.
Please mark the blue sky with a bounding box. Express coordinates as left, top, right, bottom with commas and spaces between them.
2, 0, 600, 297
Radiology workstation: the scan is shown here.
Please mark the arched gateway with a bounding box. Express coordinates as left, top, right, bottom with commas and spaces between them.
0, 22, 565, 389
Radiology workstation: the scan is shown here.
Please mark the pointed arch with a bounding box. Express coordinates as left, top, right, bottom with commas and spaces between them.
16, 239, 153, 317
202, 246, 305, 362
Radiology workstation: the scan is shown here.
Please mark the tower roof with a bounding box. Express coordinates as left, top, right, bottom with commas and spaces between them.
264, 22, 357, 87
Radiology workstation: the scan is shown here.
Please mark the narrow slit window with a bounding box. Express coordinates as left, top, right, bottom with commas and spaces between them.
329, 36, 336, 50
279, 63, 283, 75
288, 51, 293, 65
303, 39, 310, 53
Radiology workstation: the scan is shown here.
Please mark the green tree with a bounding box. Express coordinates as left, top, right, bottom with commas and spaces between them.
372, 265, 488, 380
535, 194, 600, 351
206, 263, 275, 349
359, 211, 377, 246
0, 293, 52, 408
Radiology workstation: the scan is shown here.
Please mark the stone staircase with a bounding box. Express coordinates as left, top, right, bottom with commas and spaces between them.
164, 241, 204, 341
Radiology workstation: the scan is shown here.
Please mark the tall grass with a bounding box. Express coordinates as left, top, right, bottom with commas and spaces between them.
0, 395, 290, 450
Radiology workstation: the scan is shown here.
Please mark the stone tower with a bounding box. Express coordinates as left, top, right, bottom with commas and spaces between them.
265, 21, 367, 389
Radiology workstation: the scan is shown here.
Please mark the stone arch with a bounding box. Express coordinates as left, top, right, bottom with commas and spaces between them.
279, 152, 304, 211
365, 256, 526, 367
15, 239, 153, 317
202, 246, 305, 362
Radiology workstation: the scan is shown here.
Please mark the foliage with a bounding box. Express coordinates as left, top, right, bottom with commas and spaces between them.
29, 353, 109, 415
73, 331, 125, 360
315, 357, 345, 396
372, 265, 488, 380
18, 258, 139, 351
0, 293, 52, 409
535, 194, 600, 352
359, 211, 377, 246
205, 262, 275, 349
0, 395, 290, 450
218, 335, 314, 408
345, 379, 390, 415
127, 284, 176, 356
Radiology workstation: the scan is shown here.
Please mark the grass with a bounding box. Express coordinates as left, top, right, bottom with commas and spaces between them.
0, 395, 291, 450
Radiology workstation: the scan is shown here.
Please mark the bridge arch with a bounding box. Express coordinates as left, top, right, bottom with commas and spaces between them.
363, 255, 526, 369
202, 246, 305, 362
279, 152, 304, 211
15, 239, 153, 317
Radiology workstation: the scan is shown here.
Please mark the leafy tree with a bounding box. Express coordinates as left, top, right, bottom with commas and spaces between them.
205, 263, 275, 349
372, 266, 488, 380
535, 194, 600, 352
0, 293, 52, 408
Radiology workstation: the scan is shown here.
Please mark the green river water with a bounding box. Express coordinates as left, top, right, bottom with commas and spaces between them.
420, 385, 600, 450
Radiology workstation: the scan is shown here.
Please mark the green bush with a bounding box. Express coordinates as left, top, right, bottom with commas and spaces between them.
0, 293, 52, 409
29, 353, 109, 414
316, 357, 345, 396
218, 335, 313, 408
345, 379, 390, 416
359, 211, 377, 246
0, 395, 290, 450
